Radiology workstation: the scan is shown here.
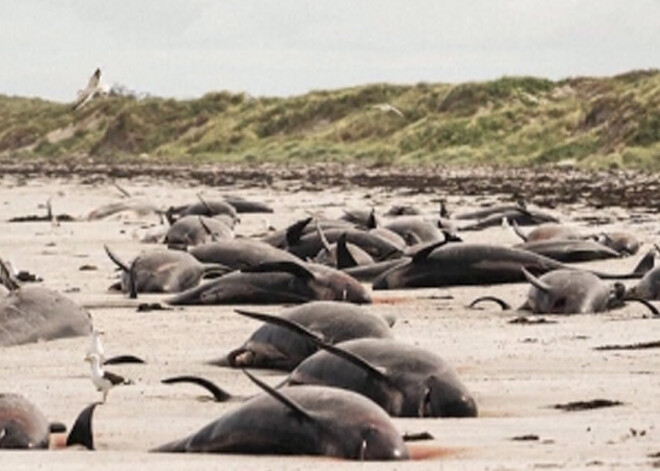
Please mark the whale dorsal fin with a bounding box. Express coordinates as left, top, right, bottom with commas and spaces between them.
286, 217, 313, 247
632, 249, 655, 276
336, 233, 359, 269
66, 402, 100, 450
412, 240, 450, 263
366, 209, 378, 229
439, 200, 450, 218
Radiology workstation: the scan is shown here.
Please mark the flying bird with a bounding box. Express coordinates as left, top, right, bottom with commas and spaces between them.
370, 103, 405, 118
84, 353, 131, 403
72, 68, 102, 111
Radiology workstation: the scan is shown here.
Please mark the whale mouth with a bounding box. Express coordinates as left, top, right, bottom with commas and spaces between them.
371, 276, 389, 290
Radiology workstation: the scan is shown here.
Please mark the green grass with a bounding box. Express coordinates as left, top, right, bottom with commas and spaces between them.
1, 70, 660, 169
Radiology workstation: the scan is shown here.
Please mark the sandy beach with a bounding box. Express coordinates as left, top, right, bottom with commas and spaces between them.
1, 171, 659, 470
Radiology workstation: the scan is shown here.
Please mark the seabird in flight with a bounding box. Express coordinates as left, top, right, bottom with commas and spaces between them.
370, 103, 405, 118
72, 68, 102, 111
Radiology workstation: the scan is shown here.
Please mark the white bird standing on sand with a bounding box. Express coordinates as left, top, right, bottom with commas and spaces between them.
370, 103, 405, 118
85, 353, 131, 403
87, 329, 105, 363
72, 68, 102, 111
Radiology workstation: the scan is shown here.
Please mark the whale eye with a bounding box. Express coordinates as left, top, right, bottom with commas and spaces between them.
358, 425, 378, 460
552, 297, 567, 312
358, 437, 367, 461
419, 386, 432, 417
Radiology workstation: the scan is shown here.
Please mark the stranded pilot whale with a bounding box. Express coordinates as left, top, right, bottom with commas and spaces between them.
470, 268, 658, 315
372, 243, 654, 290
212, 302, 393, 370
167, 261, 371, 305
236, 309, 477, 418
0, 394, 97, 450
104, 246, 228, 296
153, 371, 409, 460
0, 259, 91, 347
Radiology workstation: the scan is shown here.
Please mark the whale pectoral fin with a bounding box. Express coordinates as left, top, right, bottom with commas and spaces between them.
521, 267, 552, 292
621, 297, 660, 317
197, 216, 218, 242
195, 193, 213, 216
235, 309, 324, 342
104, 355, 146, 365
104, 245, 130, 272
316, 222, 332, 253
243, 370, 315, 423
511, 220, 528, 242
161, 376, 232, 402
469, 296, 512, 310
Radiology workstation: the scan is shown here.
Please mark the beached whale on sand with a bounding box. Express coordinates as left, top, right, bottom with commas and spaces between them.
167, 261, 371, 305
104, 246, 228, 296
153, 371, 409, 460
0, 259, 91, 347
513, 239, 621, 263
372, 243, 654, 290
189, 239, 300, 270
211, 302, 393, 370
235, 309, 477, 418
166, 196, 238, 222
164, 215, 234, 249
470, 268, 658, 315
0, 394, 97, 450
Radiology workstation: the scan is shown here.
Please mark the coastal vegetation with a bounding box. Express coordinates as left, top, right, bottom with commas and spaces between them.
1, 70, 659, 169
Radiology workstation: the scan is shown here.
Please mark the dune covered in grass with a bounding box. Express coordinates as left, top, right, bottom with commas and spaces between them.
1, 70, 660, 169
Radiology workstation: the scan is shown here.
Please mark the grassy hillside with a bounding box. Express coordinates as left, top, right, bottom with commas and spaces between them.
2, 70, 660, 169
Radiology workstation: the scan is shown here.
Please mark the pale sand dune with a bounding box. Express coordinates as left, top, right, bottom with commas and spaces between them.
1, 175, 659, 470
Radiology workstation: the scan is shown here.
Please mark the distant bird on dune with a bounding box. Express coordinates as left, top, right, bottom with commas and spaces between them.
370, 103, 405, 118
72, 68, 102, 111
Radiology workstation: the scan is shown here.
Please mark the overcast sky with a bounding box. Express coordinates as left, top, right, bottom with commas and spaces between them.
2, 1, 659, 102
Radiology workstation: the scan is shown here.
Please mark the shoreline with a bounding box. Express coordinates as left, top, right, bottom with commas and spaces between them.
1, 160, 658, 210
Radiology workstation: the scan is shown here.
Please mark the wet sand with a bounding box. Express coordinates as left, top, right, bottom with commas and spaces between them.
1, 171, 659, 470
